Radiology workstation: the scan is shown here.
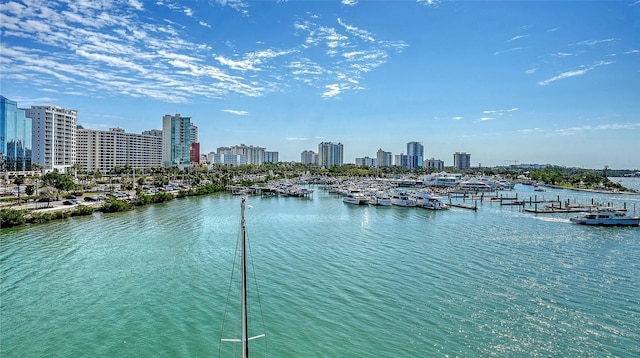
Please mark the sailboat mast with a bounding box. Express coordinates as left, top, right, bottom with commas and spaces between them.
241, 197, 249, 358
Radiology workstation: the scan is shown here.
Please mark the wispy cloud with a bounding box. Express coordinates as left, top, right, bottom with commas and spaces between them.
417, 0, 440, 6
494, 47, 522, 56
537, 61, 613, 86
452, 116, 462, 120
507, 35, 528, 42
518, 122, 640, 136
222, 109, 249, 116
286, 137, 310, 141
0, 1, 407, 102
481, 117, 493, 121
483, 108, 519, 116
341, 0, 358, 6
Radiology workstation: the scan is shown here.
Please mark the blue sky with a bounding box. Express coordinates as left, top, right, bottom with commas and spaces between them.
1, 0, 639, 169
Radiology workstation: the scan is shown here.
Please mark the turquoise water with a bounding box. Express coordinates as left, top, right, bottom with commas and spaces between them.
2, 181, 640, 357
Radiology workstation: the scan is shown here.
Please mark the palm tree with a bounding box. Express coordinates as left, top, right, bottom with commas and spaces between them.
13, 175, 25, 200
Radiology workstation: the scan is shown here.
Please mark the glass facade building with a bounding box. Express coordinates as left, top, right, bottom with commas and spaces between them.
0, 96, 32, 172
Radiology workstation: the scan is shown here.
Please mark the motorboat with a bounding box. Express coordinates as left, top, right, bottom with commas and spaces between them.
410, 190, 449, 210
343, 191, 369, 205
390, 193, 416, 207
570, 209, 640, 227
368, 192, 392, 206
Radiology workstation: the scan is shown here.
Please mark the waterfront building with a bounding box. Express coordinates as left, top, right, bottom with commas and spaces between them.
395, 154, 409, 168
318, 142, 343, 168
376, 148, 392, 168
25, 104, 77, 173
190, 123, 198, 143
213, 153, 246, 166
190, 142, 200, 164
301, 150, 317, 165
425, 157, 445, 171
76, 127, 162, 172
355, 156, 376, 167
0, 96, 32, 172
142, 129, 163, 137
407, 141, 424, 169
264, 151, 279, 163
217, 144, 265, 165
453, 152, 471, 170
162, 114, 191, 167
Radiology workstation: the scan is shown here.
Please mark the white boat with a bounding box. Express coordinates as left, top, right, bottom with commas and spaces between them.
410, 190, 449, 210
343, 191, 369, 205
390, 193, 416, 207
221, 198, 266, 357
458, 179, 494, 192
570, 209, 640, 227
368, 192, 392, 206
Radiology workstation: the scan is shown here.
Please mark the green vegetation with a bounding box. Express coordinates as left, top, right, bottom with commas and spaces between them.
100, 198, 134, 213
1, 208, 26, 228
528, 166, 633, 192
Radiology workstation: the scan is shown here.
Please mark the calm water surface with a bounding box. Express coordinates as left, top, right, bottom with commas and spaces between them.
2, 181, 639, 357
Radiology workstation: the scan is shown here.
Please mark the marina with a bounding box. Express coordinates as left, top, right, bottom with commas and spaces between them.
1, 179, 639, 357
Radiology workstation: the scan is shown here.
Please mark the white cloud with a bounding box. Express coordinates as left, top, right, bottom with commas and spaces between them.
507, 35, 528, 42
417, 0, 440, 6
286, 137, 310, 141
537, 61, 613, 86
481, 117, 493, 121
452, 116, 462, 120
222, 109, 249, 116
341, 0, 358, 5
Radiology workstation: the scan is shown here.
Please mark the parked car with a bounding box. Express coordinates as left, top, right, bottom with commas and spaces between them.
63, 199, 79, 205
84, 196, 99, 202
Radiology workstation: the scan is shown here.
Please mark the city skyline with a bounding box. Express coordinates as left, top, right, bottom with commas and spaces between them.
1, 1, 639, 169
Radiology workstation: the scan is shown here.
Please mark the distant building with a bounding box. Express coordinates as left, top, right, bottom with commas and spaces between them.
395, 154, 409, 168
217, 144, 265, 165
190, 123, 198, 143
425, 158, 445, 171
213, 153, 246, 166
453, 152, 471, 170
318, 142, 343, 168
142, 129, 163, 137
0, 96, 32, 172
264, 151, 279, 163
301, 150, 317, 165
25, 104, 77, 173
376, 148, 392, 168
77, 127, 162, 172
355, 156, 376, 167
190, 142, 200, 164
162, 113, 191, 167
407, 141, 424, 169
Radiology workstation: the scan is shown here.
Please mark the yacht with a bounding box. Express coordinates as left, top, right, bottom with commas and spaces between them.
343, 191, 369, 205
410, 190, 449, 210
390, 193, 416, 207
570, 209, 640, 227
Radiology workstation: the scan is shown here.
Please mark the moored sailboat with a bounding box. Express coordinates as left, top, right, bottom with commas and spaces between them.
220, 197, 267, 357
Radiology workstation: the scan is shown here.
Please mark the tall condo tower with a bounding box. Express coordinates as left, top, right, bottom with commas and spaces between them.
162, 113, 191, 167
406, 141, 424, 169
25, 104, 77, 172
453, 152, 471, 169
318, 142, 343, 168
0, 96, 32, 172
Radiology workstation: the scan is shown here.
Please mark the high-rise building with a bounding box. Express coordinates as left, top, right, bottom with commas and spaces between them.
25, 104, 77, 172
190, 142, 201, 164
355, 157, 376, 167
0, 96, 32, 172
318, 142, 343, 168
425, 158, 445, 171
395, 154, 409, 168
77, 127, 162, 172
453, 152, 471, 170
407, 141, 424, 169
376, 148, 392, 168
264, 151, 279, 163
301, 150, 317, 165
189, 123, 198, 143
217, 144, 265, 165
162, 113, 191, 167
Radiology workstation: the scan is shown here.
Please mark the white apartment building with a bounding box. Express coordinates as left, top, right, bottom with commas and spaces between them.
217, 144, 265, 165
318, 142, 343, 168
25, 105, 77, 172
301, 150, 317, 165
355, 157, 376, 167
264, 151, 279, 163
77, 127, 162, 173
425, 157, 445, 171
376, 148, 392, 168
